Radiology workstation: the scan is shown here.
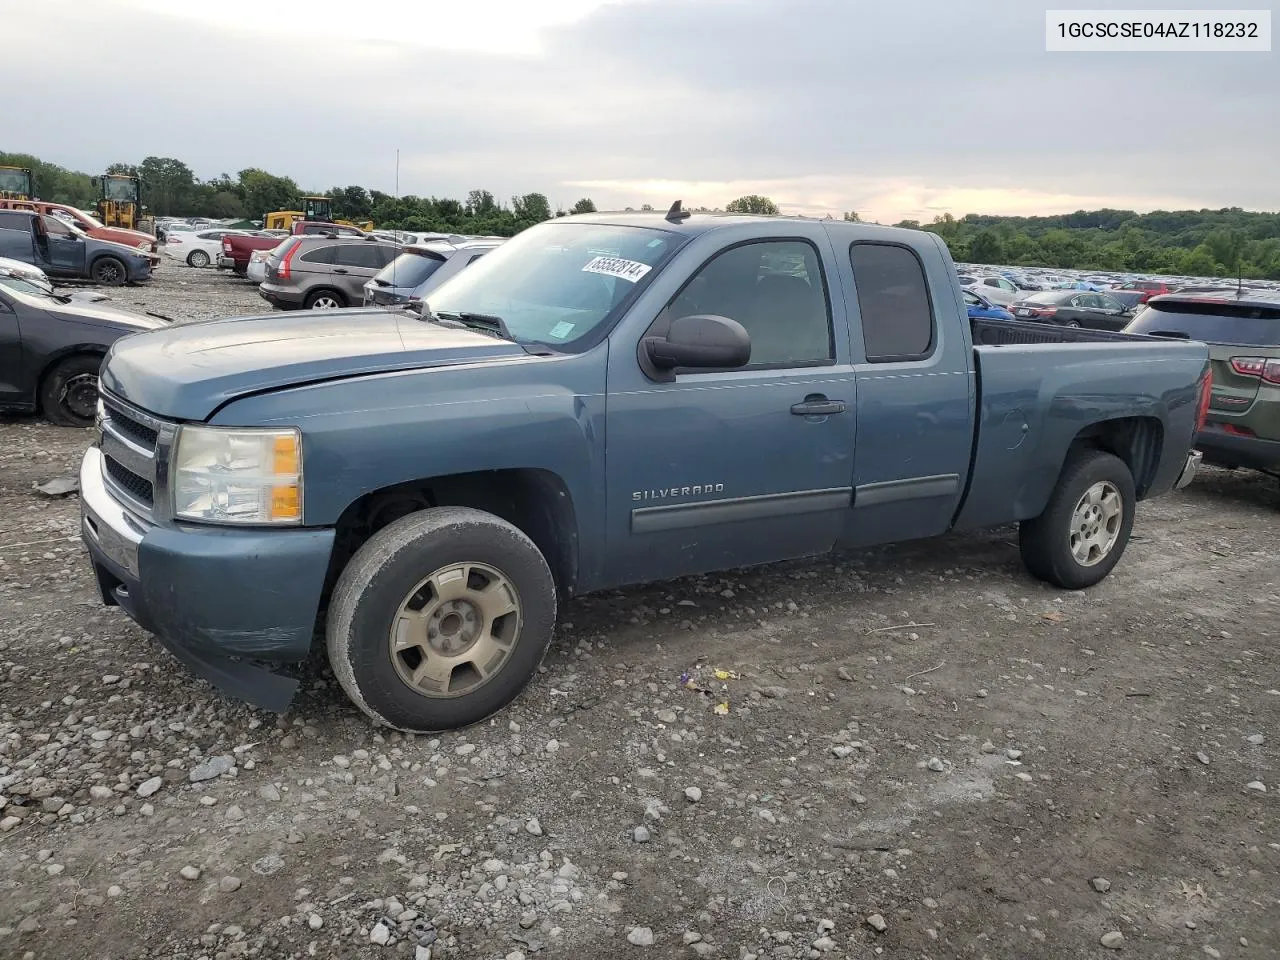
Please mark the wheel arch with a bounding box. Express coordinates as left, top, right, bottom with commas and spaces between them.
322, 467, 581, 612
1065, 415, 1164, 499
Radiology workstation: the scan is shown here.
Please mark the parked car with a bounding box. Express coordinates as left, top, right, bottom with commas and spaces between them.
246, 248, 273, 284
79, 212, 1208, 730
0, 279, 165, 425
0, 199, 160, 266
1104, 289, 1149, 312
219, 232, 285, 275
1009, 290, 1134, 330
965, 274, 1020, 305
164, 229, 250, 268
363, 239, 504, 307
0, 210, 152, 285
962, 288, 1014, 321
260, 236, 401, 309
1113, 279, 1172, 300
1126, 293, 1280, 477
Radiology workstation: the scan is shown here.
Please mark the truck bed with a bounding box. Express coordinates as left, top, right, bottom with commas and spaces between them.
970, 316, 1152, 346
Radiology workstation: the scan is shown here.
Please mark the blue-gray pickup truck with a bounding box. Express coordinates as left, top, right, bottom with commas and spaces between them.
79, 210, 1210, 731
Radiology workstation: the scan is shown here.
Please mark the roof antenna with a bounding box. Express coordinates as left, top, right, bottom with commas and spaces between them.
665, 200, 691, 223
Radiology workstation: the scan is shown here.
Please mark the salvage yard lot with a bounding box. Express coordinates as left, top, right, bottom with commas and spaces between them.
1, 265, 1278, 960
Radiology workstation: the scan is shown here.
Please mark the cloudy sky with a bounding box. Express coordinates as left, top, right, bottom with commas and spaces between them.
5, 0, 1276, 222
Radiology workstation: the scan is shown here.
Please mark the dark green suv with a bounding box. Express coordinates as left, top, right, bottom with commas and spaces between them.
1127, 294, 1280, 477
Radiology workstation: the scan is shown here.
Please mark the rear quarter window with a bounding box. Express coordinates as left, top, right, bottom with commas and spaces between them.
850, 242, 935, 362
1126, 302, 1280, 346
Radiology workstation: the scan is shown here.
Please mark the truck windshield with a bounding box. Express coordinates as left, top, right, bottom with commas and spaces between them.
425, 222, 684, 348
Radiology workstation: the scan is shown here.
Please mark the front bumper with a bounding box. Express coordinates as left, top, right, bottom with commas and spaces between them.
79, 446, 336, 711
1196, 427, 1280, 473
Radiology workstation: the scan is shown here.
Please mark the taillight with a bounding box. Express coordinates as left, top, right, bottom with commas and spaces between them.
1229, 357, 1266, 378
168, 235, 181, 244
222, 239, 233, 251
278, 242, 300, 280
1195, 368, 1212, 431
1264, 360, 1280, 385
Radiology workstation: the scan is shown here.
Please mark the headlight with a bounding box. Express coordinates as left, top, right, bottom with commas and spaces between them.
137, 241, 150, 251
173, 426, 302, 525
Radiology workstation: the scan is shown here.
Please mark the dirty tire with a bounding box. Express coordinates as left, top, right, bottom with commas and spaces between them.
1020, 449, 1135, 589
90, 256, 127, 286
39, 354, 101, 427
326, 507, 556, 732
304, 288, 345, 309
186, 250, 211, 268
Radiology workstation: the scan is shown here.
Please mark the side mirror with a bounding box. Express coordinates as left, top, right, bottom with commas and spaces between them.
643, 314, 751, 374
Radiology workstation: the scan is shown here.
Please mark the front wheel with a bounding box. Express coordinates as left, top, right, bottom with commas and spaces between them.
39, 355, 101, 427
90, 256, 127, 286
1019, 449, 1136, 589
326, 507, 557, 731
187, 250, 211, 268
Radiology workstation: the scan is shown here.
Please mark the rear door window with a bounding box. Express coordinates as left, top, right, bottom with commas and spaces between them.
850, 242, 935, 362
335, 243, 394, 270
299, 244, 339, 265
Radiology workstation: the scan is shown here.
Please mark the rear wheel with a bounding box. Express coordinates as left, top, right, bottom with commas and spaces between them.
90, 256, 127, 286
39, 355, 101, 427
305, 288, 346, 310
326, 507, 556, 731
1020, 449, 1135, 589
186, 250, 211, 268
1065, 320, 1081, 328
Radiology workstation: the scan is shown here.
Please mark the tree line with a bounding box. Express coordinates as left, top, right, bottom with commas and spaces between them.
4, 150, 1278, 277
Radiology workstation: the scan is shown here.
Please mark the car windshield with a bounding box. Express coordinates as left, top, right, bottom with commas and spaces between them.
75, 208, 105, 228
425, 222, 685, 347
1125, 300, 1280, 346
374, 250, 447, 289
0, 273, 56, 297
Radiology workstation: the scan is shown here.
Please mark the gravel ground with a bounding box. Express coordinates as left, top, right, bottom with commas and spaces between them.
1, 264, 1278, 960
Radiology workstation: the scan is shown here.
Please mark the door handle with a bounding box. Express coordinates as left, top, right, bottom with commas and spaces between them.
791, 395, 846, 416
333, 268, 349, 274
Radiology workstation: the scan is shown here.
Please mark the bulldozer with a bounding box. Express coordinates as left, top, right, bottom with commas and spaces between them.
93, 174, 142, 230
264, 195, 374, 232
0, 166, 33, 200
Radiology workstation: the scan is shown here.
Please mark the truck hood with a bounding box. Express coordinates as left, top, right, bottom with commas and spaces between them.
100, 308, 529, 420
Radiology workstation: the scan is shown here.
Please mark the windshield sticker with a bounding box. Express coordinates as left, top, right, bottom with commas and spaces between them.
548, 321, 576, 340
582, 255, 652, 283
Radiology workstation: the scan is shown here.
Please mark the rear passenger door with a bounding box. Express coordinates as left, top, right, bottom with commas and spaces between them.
838, 239, 975, 547
333, 243, 399, 302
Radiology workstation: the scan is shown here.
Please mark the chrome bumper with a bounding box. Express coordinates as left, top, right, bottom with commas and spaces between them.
1175, 449, 1202, 490
80, 446, 151, 579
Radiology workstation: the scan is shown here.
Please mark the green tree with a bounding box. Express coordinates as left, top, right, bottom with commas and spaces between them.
967, 230, 1004, 264
512, 192, 551, 225
237, 168, 299, 220
725, 194, 779, 215
571, 197, 597, 214
138, 156, 197, 216
105, 162, 139, 177
842, 210, 860, 222
466, 189, 499, 217
208, 191, 246, 218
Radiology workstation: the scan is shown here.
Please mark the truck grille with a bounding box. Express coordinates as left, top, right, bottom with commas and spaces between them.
99, 391, 175, 519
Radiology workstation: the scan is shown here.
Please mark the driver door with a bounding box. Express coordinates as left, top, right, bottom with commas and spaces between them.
0, 291, 25, 404
40, 216, 85, 274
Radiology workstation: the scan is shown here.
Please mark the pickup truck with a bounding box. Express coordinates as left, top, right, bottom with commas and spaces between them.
218, 232, 287, 275
79, 211, 1210, 732
0, 209, 153, 285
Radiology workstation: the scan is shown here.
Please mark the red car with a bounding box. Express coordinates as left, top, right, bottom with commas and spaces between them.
1111, 279, 1173, 303
219, 232, 287, 275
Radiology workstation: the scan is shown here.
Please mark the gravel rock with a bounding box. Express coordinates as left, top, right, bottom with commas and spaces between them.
1246, 734, 1264, 745
188, 755, 234, 782
926, 757, 946, 772
866, 914, 887, 933
1101, 931, 1124, 949
178, 865, 201, 881
1092, 877, 1112, 893
627, 926, 655, 946
684, 786, 703, 802
656, 709, 678, 724
525, 817, 543, 836
1196, 752, 1212, 765
308, 914, 323, 930
136, 777, 163, 798
370, 921, 391, 945
981, 741, 997, 754
218, 875, 242, 893
633, 826, 651, 843
1245, 781, 1266, 792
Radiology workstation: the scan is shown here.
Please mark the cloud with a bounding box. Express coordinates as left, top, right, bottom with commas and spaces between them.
2, 0, 1276, 223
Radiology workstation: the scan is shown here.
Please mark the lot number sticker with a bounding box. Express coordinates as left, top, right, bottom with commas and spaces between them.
582, 255, 652, 283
